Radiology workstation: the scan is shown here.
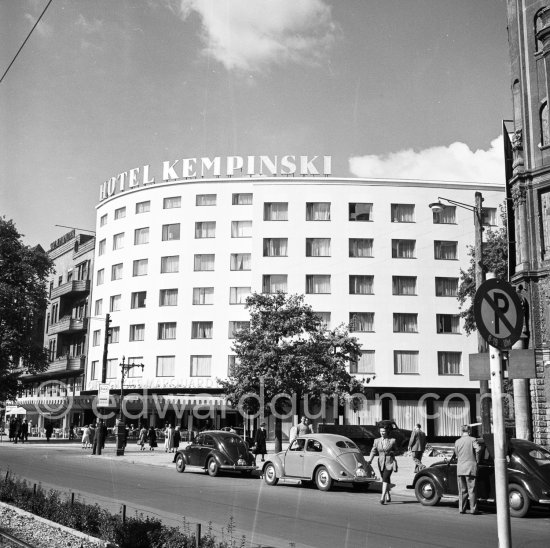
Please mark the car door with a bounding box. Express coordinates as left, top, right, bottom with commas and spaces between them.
284, 438, 306, 477
199, 434, 216, 466
445, 454, 459, 495
303, 439, 323, 478
187, 434, 204, 466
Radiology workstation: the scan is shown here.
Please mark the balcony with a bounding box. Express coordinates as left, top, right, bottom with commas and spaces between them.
47, 355, 85, 373
50, 279, 90, 300
48, 316, 88, 335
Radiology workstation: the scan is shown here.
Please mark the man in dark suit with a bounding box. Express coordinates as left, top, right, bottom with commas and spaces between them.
454, 425, 481, 514
408, 423, 427, 473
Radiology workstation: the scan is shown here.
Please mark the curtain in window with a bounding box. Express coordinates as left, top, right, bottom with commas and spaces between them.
134, 228, 149, 245
93, 330, 101, 346
233, 193, 253, 205
195, 222, 216, 238
541, 102, 549, 146
351, 312, 374, 332
436, 277, 458, 296
196, 194, 216, 206
306, 275, 330, 294
433, 206, 456, 224
191, 356, 211, 376
264, 238, 288, 256
231, 220, 252, 237
113, 233, 124, 250
100, 215, 107, 226
194, 254, 214, 271
433, 400, 469, 436
97, 269, 104, 285
392, 400, 426, 431
114, 207, 126, 219
131, 292, 146, 308
161, 255, 179, 273
136, 201, 150, 213
437, 314, 460, 333
230, 287, 251, 304
106, 358, 118, 378
392, 276, 416, 295
130, 324, 145, 341
435, 241, 457, 260
157, 356, 175, 377
394, 351, 418, 374
351, 350, 375, 373
193, 287, 214, 304
307, 202, 330, 220
111, 264, 123, 280
192, 322, 212, 339
263, 275, 287, 293
98, 240, 106, 255
230, 253, 251, 271
438, 352, 462, 374
159, 322, 177, 339
392, 239, 416, 258
110, 327, 120, 343
229, 321, 250, 337
306, 238, 330, 257
393, 313, 417, 332
110, 295, 121, 312
160, 289, 178, 306
132, 259, 147, 277
91, 361, 98, 380
162, 224, 180, 241
127, 357, 144, 376
164, 196, 181, 208
349, 238, 372, 257
264, 202, 288, 220
391, 204, 415, 222
482, 208, 497, 226
315, 311, 331, 326
349, 275, 373, 294
94, 299, 102, 316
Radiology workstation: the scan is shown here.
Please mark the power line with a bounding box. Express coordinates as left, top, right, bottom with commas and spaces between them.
0, 0, 55, 85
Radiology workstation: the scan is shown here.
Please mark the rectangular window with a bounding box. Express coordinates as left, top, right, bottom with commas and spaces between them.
111, 263, 123, 280
194, 254, 215, 271
391, 204, 415, 222
350, 350, 375, 374
349, 202, 373, 221
127, 357, 144, 377
94, 299, 102, 317
100, 214, 107, 227
130, 291, 147, 309
129, 324, 145, 342
133, 259, 148, 277
393, 313, 418, 333
114, 207, 126, 220
196, 194, 216, 206
163, 196, 181, 209
158, 322, 177, 340
392, 276, 417, 295
90, 360, 98, 380
264, 238, 288, 257
436, 314, 460, 334
231, 220, 252, 238
392, 239, 416, 258
262, 274, 287, 293
193, 287, 214, 305
113, 232, 124, 250
230, 253, 251, 271
433, 205, 456, 224
156, 356, 175, 377
159, 288, 178, 306
106, 358, 118, 378
435, 277, 458, 297
349, 238, 373, 258
195, 221, 216, 238
93, 330, 101, 347
190, 355, 211, 376
306, 274, 331, 294
230, 286, 251, 304
306, 202, 331, 221
98, 239, 106, 256
97, 269, 105, 285
349, 275, 374, 295
482, 207, 498, 226
438, 351, 462, 375
434, 240, 458, 260
228, 321, 250, 338
134, 227, 149, 245
394, 350, 419, 374
232, 193, 253, 205
191, 321, 213, 339
314, 311, 331, 327
306, 238, 331, 257
109, 294, 121, 312
136, 200, 150, 214
349, 312, 374, 332
110, 326, 120, 343
162, 223, 180, 241
264, 202, 288, 221
161, 255, 179, 273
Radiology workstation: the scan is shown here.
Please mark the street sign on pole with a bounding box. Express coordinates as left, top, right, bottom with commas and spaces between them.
97, 384, 110, 407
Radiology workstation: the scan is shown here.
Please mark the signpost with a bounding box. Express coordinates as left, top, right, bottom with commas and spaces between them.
97, 384, 110, 408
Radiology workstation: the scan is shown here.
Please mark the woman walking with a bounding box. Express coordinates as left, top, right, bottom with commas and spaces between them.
148, 425, 157, 451
81, 425, 92, 449
367, 425, 398, 505
138, 425, 148, 451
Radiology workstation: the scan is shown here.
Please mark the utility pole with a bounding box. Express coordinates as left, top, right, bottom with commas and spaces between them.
93, 314, 111, 456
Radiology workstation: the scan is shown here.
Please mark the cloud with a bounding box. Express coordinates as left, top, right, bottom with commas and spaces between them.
173, 0, 336, 71
75, 14, 104, 35
24, 12, 53, 38
348, 136, 505, 184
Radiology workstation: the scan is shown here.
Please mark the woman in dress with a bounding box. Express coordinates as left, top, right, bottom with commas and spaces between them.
81, 425, 92, 449
367, 425, 398, 504
148, 425, 157, 451
138, 425, 148, 451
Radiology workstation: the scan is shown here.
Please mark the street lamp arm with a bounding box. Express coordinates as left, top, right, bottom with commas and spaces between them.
430, 196, 478, 213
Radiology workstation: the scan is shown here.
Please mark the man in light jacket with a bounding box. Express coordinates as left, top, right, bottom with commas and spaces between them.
454, 425, 481, 514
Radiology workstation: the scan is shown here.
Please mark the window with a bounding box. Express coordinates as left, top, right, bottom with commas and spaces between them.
196, 194, 216, 206
110, 294, 121, 312
437, 314, 460, 334
233, 193, 252, 205
114, 207, 126, 220
110, 326, 120, 343
349, 202, 373, 221
230, 287, 251, 304
263, 238, 288, 257
228, 321, 250, 338
96, 269, 104, 285
94, 299, 102, 316
157, 356, 175, 377
231, 220, 252, 238
434, 241, 457, 260
158, 322, 177, 340
306, 238, 330, 257
159, 288, 178, 306
100, 214, 107, 227
129, 324, 145, 342
306, 275, 331, 294
306, 202, 330, 221
131, 291, 147, 309
163, 196, 181, 209
438, 352, 462, 375
134, 227, 149, 245
98, 239, 106, 256
193, 287, 214, 305
90, 360, 98, 380
392, 239, 416, 258
113, 232, 124, 250
230, 253, 251, 271
127, 357, 144, 377
111, 263, 123, 280
195, 221, 216, 238
106, 358, 118, 378
93, 330, 101, 347
264, 202, 288, 221
349, 238, 373, 258
351, 350, 375, 374
161, 255, 179, 273
191, 321, 213, 339
435, 277, 458, 297
162, 223, 180, 241
194, 254, 214, 271
482, 208, 498, 226
391, 204, 415, 222
433, 206, 456, 224
394, 350, 419, 374
314, 311, 331, 327
349, 312, 374, 332
136, 200, 150, 214
132, 259, 148, 277
190, 355, 211, 376
263, 274, 287, 293
541, 102, 549, 147
392, 276, 417, 296
393, 313, 418, 333
349, 275, 374, 295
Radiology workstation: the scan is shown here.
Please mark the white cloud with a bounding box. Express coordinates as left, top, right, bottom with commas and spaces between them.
348, 136, 505, 184
75, 14, 103, 35
174, 0, 336, 71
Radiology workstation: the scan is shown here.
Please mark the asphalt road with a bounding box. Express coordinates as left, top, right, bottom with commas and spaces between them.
0, 443, 549, 548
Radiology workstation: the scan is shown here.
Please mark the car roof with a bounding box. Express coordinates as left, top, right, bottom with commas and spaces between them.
294, 433, 357, 443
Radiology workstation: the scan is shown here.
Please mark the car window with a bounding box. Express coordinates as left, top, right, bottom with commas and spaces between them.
289, 439, 305, 451
194, 434, 204, 445
529, 447, 550, 465
202, 435, 215, 447
306, 440, 322, 452
336, 440, 358, 450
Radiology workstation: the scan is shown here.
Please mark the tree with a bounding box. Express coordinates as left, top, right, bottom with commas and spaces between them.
218, 292, 367, 451
0, 218, 53, 401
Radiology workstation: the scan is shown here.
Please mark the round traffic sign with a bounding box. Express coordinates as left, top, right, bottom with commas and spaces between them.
473, 279, 524, 350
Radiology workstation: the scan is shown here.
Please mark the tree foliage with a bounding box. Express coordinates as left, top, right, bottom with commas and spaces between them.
0, 218, 53, 401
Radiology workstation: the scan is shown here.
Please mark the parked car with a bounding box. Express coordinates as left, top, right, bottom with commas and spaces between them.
411, 434, 550, 517
220, 426, 255, 447
173, 430, 256, 476
262, 433, 377, 492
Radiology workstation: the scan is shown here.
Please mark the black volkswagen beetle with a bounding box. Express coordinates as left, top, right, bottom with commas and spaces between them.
173, 430, 256, 476
411, 434, 550, 517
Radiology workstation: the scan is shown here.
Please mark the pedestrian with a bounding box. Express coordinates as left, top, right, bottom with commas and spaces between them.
20, 419, 28, 443
13, 419, 21, 444
367, 426, 398, 505
296, 416, 313, 437
454, 425, 481, 515
45, 422, 53, 442
408, 423, 427, 473
8, 418, 15, 442
164, 423, 175, 452
253, 422, 268, 464
173, 426, 181, 451
138, 425, 148, 451
89, 423, 96, 449
148, 425, 157, 451
82, 425, 92, 449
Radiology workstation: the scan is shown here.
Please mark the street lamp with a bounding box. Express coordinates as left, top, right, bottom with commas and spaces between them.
429, 191, 491, 434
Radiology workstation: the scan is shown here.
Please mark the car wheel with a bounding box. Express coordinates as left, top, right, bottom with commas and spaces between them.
315, 466, 333, 492
207, 457, 219, 477
508, 483, 531, 518
263, 463, 279, 486
175, 454, 185, 473
414, 476, 442, 506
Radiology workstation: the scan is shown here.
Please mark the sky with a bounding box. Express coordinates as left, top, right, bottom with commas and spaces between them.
0, 0, 512, 248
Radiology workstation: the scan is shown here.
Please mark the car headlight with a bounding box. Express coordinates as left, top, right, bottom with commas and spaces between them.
356, 468, 367, 477
237, 459, 246, 466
